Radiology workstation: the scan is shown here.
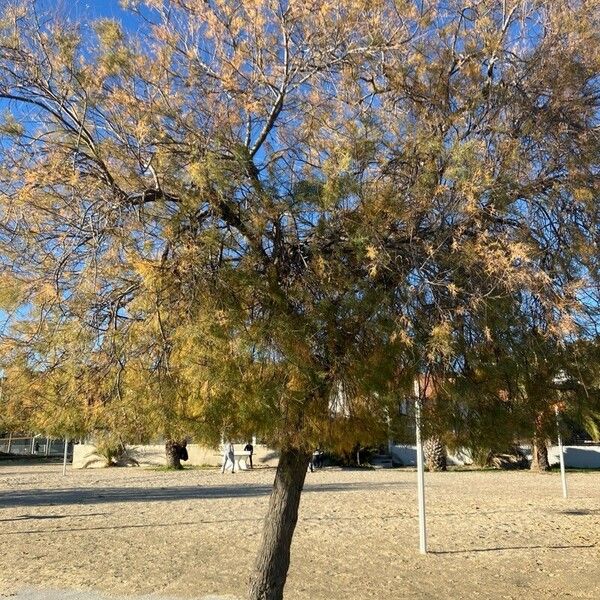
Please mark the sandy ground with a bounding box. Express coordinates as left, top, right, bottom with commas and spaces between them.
0, 463, 599, 600
3, 592, 226, 600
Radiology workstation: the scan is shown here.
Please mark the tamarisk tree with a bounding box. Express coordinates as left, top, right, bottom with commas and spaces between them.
1, 1, 599, 598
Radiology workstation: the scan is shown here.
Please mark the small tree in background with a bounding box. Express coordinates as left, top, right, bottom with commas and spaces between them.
428, 314, 600, 471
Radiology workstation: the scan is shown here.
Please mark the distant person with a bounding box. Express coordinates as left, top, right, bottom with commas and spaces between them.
221, 441, 235, 473
309, 448, 320, 472
315, 448, 324, 468
243, 441, 254, 469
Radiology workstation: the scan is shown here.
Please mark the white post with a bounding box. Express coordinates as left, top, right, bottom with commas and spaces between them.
45, 437, 50, 457
555, 406, 568, 498
62, 438, 69, 476
6, 432, 12, 454
413, 378, 427, 554
386, 408, 393, 456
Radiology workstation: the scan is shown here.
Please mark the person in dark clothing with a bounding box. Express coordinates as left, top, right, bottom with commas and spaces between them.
243, 441, 254, 469
315, 448, 324, 468
309, 448, 322, 472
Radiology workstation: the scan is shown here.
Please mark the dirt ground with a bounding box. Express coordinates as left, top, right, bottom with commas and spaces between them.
0, 462, 598, 600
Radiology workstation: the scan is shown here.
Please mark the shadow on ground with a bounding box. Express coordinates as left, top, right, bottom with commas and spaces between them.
430, 543, 596, 555
0, 480, 403, 509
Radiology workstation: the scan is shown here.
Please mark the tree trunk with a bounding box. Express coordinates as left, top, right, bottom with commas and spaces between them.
248, 447, 311, 600
530, 438, 550, 472
423, 436, 447, 471
165, 440, 183, 470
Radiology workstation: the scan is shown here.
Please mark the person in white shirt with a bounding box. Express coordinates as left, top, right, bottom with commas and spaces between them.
221, 441, 235, 473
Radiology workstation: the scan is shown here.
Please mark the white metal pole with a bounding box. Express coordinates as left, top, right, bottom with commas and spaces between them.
555, 406, 568, 498
62, 438, 69, 476
45, 437, 50, 457
414, 378, 427, 554
7, 432, 12, 454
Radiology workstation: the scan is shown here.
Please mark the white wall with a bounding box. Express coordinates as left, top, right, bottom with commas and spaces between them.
391, 443, 600, 469
549, 445, 600, 469
72, 442, 279, 469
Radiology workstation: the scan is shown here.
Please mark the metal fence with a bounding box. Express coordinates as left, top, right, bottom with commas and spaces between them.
0, 434, 70, 457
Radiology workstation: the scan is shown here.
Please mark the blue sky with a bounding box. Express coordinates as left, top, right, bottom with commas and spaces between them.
62, 0, 133, 23
36, 0, 146, 34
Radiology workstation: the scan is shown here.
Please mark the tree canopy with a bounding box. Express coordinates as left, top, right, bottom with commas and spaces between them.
0, 1, 599, 598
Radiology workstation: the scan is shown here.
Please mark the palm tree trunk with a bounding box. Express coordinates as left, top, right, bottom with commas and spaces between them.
423, 436, 447, 471
165, 439, 183, 469
530, 437, 550, 471
530, 413, 550, 472
248, 447, 311, 600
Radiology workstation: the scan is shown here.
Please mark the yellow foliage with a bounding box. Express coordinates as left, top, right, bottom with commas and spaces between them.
0, 0, 597, 457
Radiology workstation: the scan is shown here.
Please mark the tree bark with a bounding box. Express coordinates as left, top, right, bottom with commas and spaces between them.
165, 439, 183, 469
423, 436, 447, 471
530, 438, 550, 472
248, 447, 311, 600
